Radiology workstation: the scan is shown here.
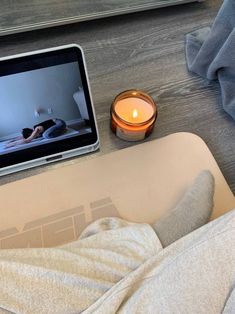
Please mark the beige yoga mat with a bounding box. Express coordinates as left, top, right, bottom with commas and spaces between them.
0, 132, 234, 249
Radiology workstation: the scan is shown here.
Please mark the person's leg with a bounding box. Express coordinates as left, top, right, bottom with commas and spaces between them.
152, 170, 215, 247
92, 209, 235, 314
42, 119, 66, 139
0, 218, 160, 313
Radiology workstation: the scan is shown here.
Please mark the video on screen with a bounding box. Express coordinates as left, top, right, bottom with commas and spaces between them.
0, 61, 92, 155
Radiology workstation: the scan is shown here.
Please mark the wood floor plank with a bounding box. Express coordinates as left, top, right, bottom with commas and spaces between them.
0, 0, 198, 36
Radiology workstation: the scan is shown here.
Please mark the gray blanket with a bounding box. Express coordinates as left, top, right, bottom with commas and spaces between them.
186, 0, 235, 120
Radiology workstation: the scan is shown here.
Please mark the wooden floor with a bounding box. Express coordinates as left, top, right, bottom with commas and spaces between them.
0, 0, 234, 193
0, 0, 196, 35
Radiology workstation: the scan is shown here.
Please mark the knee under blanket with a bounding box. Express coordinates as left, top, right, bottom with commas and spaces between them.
185, 0, 235, 121
0, 210, 234, 313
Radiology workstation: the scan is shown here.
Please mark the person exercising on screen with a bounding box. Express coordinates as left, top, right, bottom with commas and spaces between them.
5, 118, 66, 148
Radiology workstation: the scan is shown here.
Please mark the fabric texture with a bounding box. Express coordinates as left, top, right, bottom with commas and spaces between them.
185, 0, 235, 120
152, 170, 214, 247
0, 218, 161, 313
0, 210, 234, 313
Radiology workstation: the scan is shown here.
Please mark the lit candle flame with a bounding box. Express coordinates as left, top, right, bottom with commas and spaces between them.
132, 109, 138, 119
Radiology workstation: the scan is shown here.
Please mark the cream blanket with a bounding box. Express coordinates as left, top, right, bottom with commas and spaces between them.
0, 211, 234, 313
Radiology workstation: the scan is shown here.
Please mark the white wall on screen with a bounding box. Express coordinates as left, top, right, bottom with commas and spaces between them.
0, 61, 84, 138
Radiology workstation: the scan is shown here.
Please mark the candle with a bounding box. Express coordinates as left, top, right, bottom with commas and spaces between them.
110, 90, 157, 141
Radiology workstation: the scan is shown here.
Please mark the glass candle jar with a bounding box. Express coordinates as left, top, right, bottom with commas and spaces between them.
110, 90, 158, 141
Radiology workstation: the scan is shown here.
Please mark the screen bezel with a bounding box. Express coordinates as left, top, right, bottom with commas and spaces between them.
0, 45, 99, 170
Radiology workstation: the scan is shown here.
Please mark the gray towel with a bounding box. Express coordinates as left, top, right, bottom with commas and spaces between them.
185, 0, 235, 121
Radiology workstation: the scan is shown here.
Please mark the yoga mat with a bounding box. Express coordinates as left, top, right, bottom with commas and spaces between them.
0, 132, 234, 249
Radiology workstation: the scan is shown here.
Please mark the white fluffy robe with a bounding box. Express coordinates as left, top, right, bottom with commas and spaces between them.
0, 212, 234, 314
